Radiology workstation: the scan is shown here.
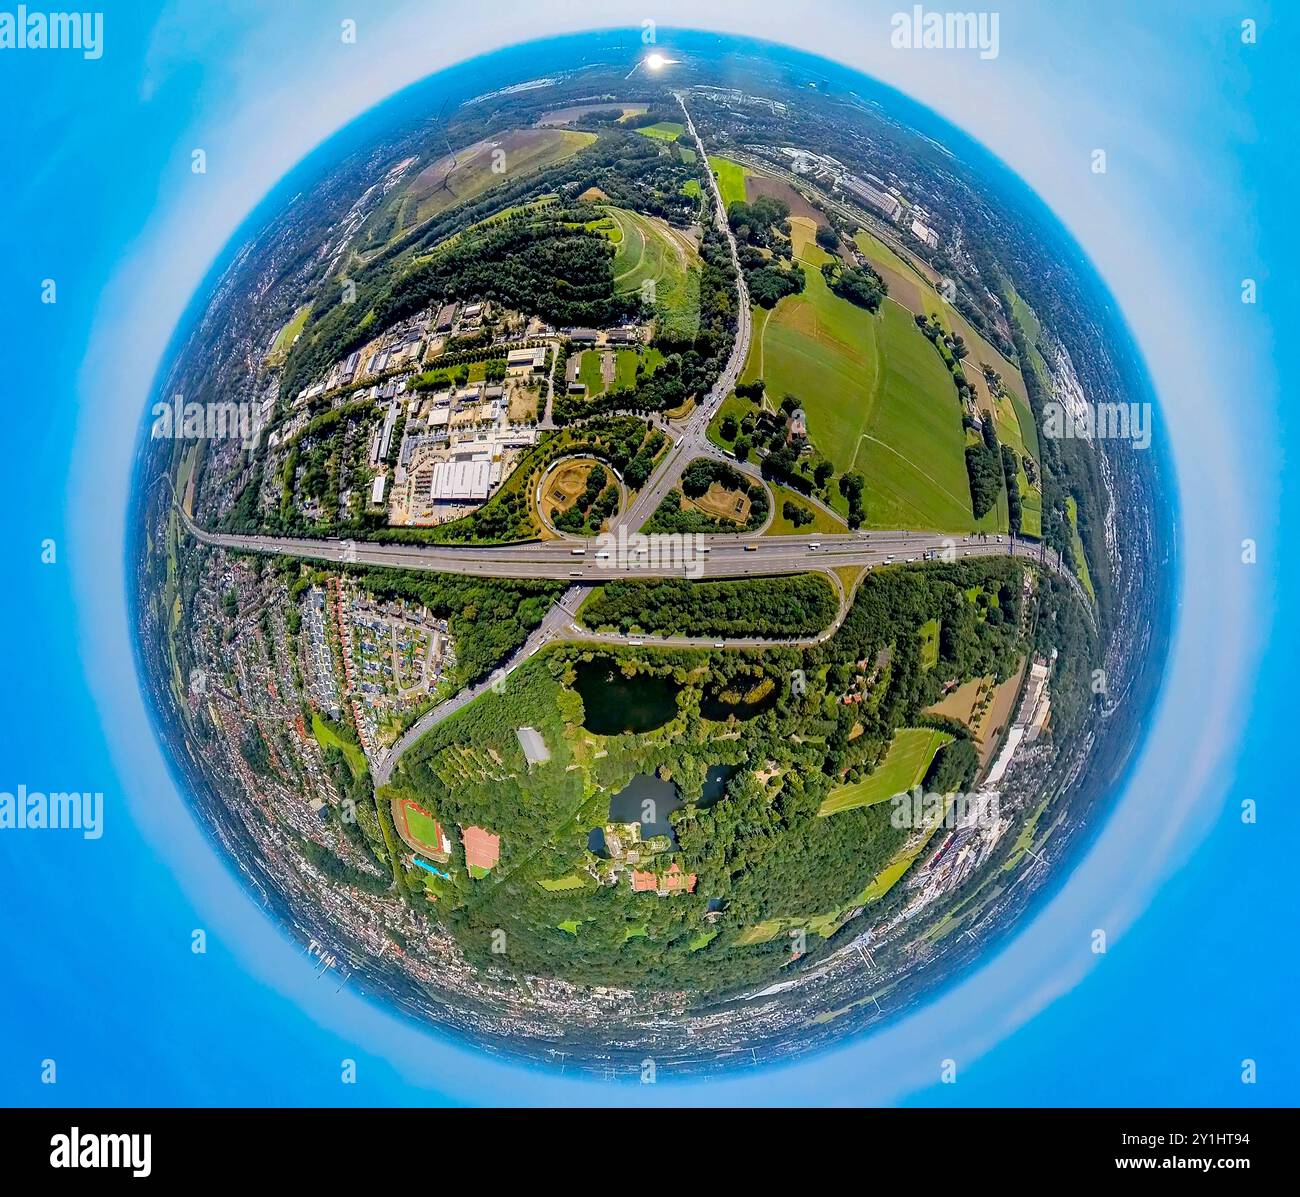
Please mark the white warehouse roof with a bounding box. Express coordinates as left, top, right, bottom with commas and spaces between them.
429, 459, 492, 502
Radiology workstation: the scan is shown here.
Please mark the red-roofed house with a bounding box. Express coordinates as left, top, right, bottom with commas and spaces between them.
630, 862, 696, 896
461, 825, 501, 874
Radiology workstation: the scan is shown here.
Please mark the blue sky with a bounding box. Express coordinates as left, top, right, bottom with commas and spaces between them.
0, 1, 1295, 1105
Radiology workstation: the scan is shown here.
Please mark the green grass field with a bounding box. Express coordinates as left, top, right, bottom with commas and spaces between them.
635, 121, 684, 141
742, 248, 998, 532
601, 206, 701, 339
765, 484, 847, 536
408, 129, 594, 227
401, 800, 445, 854
707, 393, 757, 452
311, 712, 366, 779
819, 727, 952, 816
851, 229, 1044, 518
708, 156, 750, 209
267, 303, 312, 364
917, 619, 940, 669
1066, 495, 1096, 600
578, 349, 608, 396
539, 874, 586, 892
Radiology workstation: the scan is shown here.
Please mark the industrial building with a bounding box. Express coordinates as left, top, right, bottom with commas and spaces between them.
428, 459, 493, 503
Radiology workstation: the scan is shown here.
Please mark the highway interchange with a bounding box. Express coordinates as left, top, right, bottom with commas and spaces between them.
181, 94, 1079, 783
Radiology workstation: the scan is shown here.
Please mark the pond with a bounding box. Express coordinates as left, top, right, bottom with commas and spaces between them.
573, 657, 680, 735
607, 773, 683, 839
605, 763, 738, 841
699, 763, 737, 806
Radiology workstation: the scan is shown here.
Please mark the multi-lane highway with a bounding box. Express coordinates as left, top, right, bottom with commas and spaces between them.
182, 94, 1081, 782
184, 511, 1059, 582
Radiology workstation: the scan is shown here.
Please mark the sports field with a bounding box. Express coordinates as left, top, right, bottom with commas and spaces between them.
602, 206, 702, 338
742, 247, 996, 531
635, 121, 684, 141
818, 727, 953, 816
708, 155, 751, 209
578, 350, 610, 396
396, 798, 446, 856
267, 303, 312, 364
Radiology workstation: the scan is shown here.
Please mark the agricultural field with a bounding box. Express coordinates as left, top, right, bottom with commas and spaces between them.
708, 155, 751, 209
372, 129, 595, 244
600, 206, 702, 339
747, 177, 831, 232
818, 727, 953, 816
852, 229, 1043, 525
742, 243, 997, 531
925, 656, 1027, 768
535, 102, 646, 126
852, 228, 946, 319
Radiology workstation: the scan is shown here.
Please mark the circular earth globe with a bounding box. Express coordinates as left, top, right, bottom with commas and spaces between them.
132, 29, 1174, 1076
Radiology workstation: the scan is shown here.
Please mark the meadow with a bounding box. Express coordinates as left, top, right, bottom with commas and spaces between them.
602, 206, 702, 339
818, 727, 953, 816
741, 236, 997, 531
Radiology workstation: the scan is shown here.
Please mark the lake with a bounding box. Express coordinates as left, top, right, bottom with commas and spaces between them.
572, 657, 680, 734
608, 773, 682, 838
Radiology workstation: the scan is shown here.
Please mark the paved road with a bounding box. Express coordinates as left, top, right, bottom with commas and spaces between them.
183, 94, 1080, 783
612, 93, 753, 536
373, 584, 588, 785
185, 511, 1060, 582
